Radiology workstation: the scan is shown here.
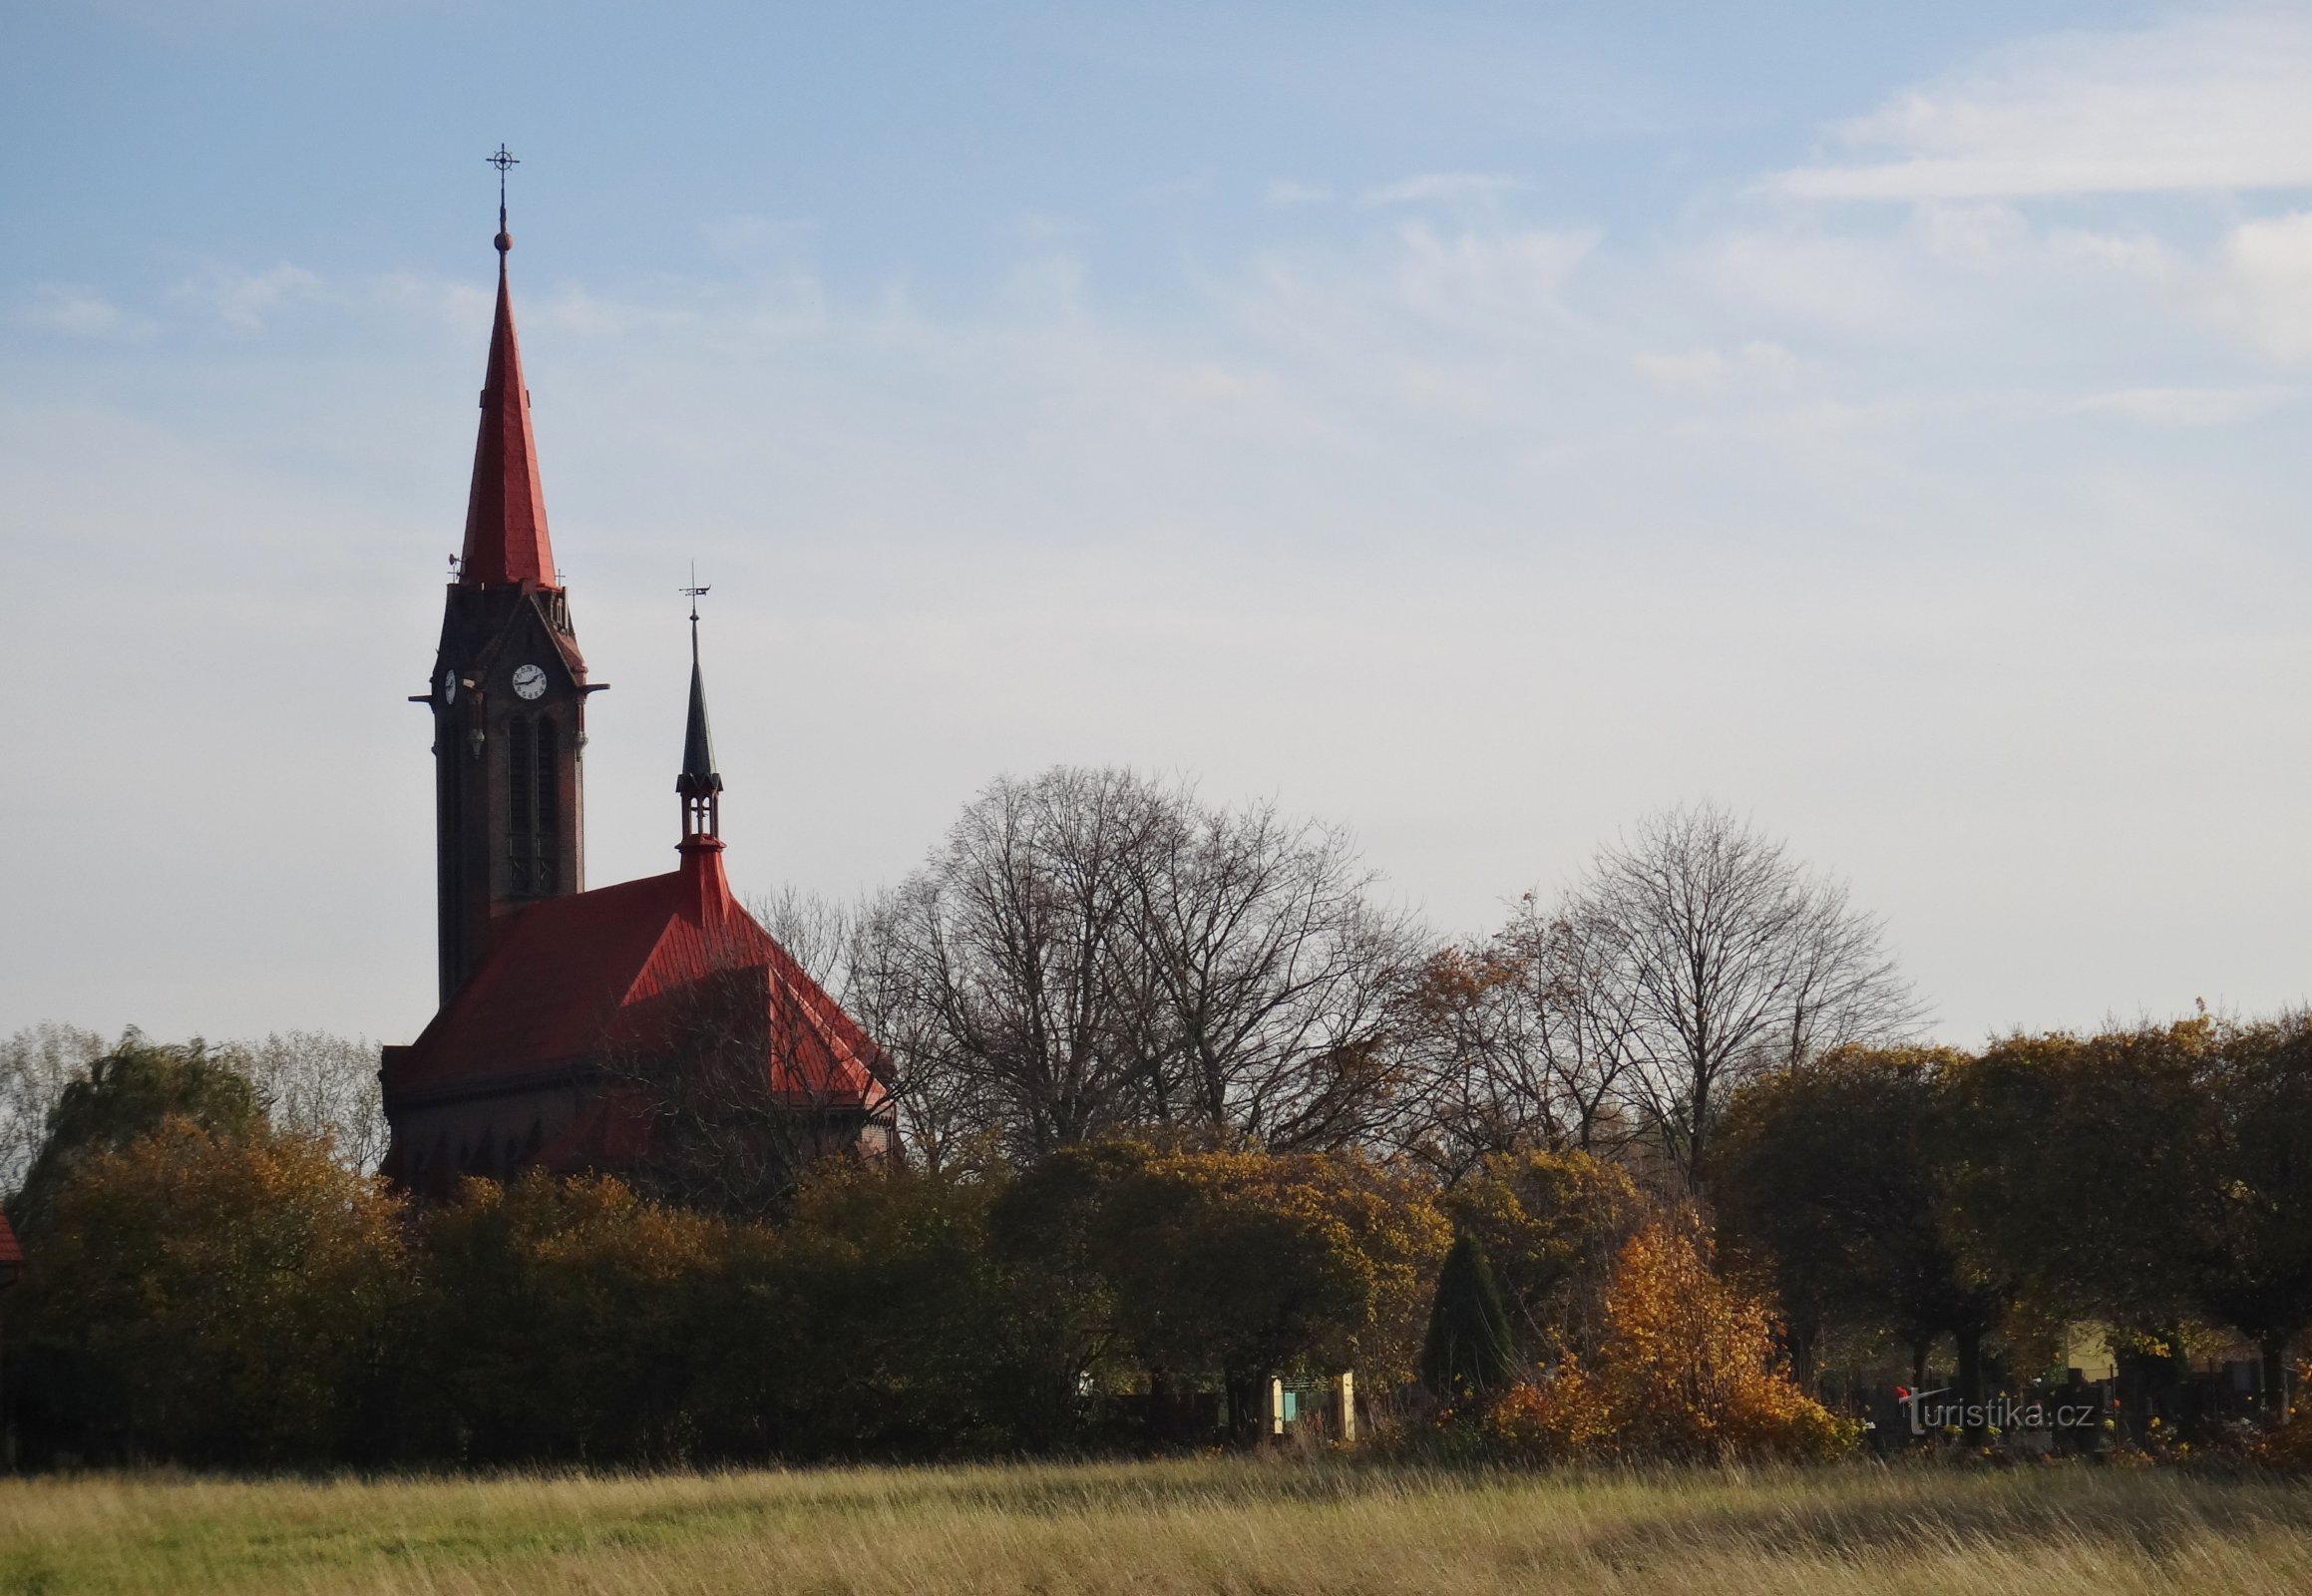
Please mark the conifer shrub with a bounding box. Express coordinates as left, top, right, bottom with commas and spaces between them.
1419, 1231, 1520, 1402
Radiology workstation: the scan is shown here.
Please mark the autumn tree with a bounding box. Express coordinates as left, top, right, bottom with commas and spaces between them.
1944, 1025, 2213, 1363
8, 1032, 265, 1237
407, 1172, 729, 1462
712, 1164, 1043, 1456
1016, 1141, 1446, 1443
1948, 1017, 2312, 1426
2192, 1016, 2312, 1423
1492, 1216, 1854, 1462
1437, 1148, 1639, 1363
12, 1118, 406, 1463
987, 1144, 1143, 1441
1401, 902, 1643, 1179
1713, 1046, 2002, 1389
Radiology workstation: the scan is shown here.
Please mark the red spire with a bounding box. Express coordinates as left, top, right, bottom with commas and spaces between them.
459, 241, 557, 590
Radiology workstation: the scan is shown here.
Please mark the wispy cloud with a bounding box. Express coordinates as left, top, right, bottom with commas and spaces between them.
2066, 384, 2299, 427
14, 283, 150, 339
2207, 210, 2312, 360
1361, 173, 1528, 206
1774, 12, 2312, 199
170, 263, 323, 328
1634, 341, 1813, 397
1265, 180, 1332, 207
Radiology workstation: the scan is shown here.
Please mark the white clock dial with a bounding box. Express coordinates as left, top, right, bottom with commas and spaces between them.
512, 663, 548, 700
441, 667, 458, 704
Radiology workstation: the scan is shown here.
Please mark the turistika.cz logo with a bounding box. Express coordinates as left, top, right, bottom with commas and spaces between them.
1896, 1388, 2098, 1435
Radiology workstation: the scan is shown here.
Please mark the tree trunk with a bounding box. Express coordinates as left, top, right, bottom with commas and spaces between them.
1784, 1309, 1820, 1394
1954, 1325, 1987, 1442
1223, 1369, 1267, 1449
2263, 1334, 2292, 1430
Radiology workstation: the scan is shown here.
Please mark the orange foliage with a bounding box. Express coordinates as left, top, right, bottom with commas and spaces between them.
2251, 1383, 2312, 1473
1475, 1217, 1857, 1463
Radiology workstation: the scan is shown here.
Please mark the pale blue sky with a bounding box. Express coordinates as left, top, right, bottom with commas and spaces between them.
3, 2, 2308, 1048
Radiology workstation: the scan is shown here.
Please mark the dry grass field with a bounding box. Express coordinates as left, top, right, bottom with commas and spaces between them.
2, 1458, 2309, 1596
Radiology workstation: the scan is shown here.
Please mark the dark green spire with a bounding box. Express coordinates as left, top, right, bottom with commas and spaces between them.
676, 615, 721, 799
1419, 1231, 1520, 1402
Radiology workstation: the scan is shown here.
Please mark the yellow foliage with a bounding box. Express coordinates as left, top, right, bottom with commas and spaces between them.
17, 1116, 408, 1461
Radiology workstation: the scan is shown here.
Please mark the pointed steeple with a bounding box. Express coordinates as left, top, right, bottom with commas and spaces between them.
458, 224, 557, 590
677, 591, 724, 852
678, 617, 721, 802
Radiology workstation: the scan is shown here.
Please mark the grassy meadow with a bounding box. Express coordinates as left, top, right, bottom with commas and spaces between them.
2, 1460, 2310, 1596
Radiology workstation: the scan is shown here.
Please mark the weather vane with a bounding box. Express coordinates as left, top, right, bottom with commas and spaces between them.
680, 563, 711, 625
487, 144, 519, 250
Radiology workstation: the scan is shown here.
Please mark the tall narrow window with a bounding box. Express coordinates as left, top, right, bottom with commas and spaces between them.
534, 719, 560, 892
508, 716, 534, 894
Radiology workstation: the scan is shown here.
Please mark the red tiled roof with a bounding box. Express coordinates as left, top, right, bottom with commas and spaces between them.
458, 256, 557, 591
0, 1209, 21, 1272
386, 841, 888, 1111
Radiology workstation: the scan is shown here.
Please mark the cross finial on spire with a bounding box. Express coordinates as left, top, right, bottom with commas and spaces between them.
488, 145, 519, 253
680, 563, 711, 626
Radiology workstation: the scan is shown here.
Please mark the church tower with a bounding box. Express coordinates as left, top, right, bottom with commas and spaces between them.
419, 190, 595, 1004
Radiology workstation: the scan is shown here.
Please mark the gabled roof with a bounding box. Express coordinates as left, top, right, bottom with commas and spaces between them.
458, 252, 557, 590
385, 842, 888, 1111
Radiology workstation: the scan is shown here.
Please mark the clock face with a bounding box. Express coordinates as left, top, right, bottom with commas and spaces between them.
441, 667, 457, 704
512, 663, 549, 700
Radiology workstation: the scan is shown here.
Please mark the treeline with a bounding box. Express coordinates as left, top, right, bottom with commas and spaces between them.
6, 1031, 1517, 1464
784, 778, 1919, 1189
5, 774, 2309, 1466
9, 1022, 2311, 1467
1, 1022, 386, 1186
1713, 1018, 2312, 1422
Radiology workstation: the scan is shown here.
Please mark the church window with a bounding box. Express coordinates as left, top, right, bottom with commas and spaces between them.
534, 720, 560, 892
508, 716, 534, 894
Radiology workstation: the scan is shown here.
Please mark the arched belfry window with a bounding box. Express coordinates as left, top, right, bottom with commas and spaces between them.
534, 719, 560, 892
508, 715, 534, 894
506, 716, 561, 897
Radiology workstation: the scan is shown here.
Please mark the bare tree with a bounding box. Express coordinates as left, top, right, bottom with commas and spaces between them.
221, 1030, 391, 1174
0, 1022, 105, 1199
845, 890, 989, 1174
745, 885, 990, 1173
601, 919, 895, 1216
1571, 802, 1923, 1191
1399, 898, 1644, 1181
862, 768, 1419, 1162
750, 885, 862, 998
870, 768, 1168, 1160
1127, 798, 1422, 1151
5, 1024, 389, 1189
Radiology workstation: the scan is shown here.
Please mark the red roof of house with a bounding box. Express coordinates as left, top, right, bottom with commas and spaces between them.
0, 1209, 21, 1273
458, 252, 557, 591
385, 839, 888, 1112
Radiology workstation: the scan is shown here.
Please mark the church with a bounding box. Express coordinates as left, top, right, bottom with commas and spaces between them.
379, 202, 894, 1195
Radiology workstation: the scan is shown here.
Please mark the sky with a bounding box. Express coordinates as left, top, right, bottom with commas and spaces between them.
3, 0, 2308, 1050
